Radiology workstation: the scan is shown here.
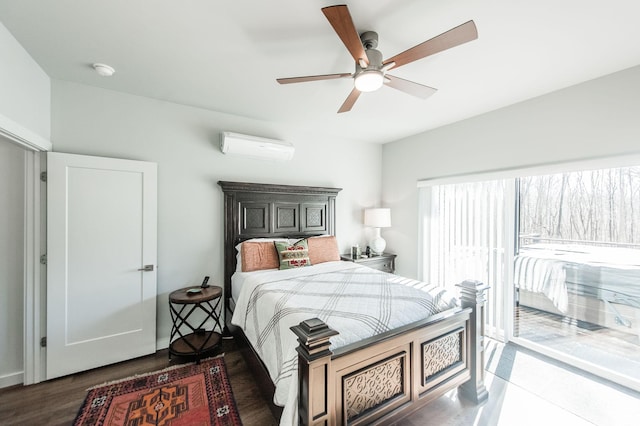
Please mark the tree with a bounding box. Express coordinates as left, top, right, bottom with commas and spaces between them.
519, 166, 640, 245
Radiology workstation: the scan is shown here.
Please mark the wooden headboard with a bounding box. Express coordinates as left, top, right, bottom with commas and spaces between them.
217, 181, 342, 315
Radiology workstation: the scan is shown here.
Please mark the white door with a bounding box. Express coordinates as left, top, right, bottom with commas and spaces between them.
46, 152, 157, 380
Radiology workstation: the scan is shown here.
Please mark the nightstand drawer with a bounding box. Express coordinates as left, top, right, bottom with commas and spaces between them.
363, 257, 394, 273
340, 253, 396, 274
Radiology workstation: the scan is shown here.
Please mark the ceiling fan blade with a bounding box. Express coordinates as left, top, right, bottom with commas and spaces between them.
338, 88, 361, 113
383, 20, 477, 69
322, 5, 369, 66
385, 75, 437, 99
277, 73, 352, 84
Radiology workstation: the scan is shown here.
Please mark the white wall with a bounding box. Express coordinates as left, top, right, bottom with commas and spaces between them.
0, 21, 50, 141
382, 65, 640, 279
0, 139, 25, 387
51, 80, 382, 347
0, 21, 49, 388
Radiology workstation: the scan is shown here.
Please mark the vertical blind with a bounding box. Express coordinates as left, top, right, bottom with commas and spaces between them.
419, 179, 515, 340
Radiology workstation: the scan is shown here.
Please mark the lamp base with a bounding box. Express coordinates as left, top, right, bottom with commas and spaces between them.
370, 229, 386, 256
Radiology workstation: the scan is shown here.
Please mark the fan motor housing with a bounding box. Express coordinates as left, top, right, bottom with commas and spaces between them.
360, 31, 379, 49
362, 49, 383, 70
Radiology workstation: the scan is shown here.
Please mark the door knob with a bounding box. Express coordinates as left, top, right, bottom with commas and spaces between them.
138, 264, 154, 272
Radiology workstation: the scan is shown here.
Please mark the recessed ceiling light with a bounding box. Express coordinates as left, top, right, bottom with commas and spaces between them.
92, 63, 115, 77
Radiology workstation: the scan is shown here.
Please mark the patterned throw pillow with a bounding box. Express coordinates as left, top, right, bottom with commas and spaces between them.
274, 239, 311, 269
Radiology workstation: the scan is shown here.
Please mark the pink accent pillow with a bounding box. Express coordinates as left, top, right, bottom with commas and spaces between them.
241, 241, 280, 272
307, 235, 340, 264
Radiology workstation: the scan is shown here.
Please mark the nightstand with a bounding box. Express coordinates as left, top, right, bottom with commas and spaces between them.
168, 285, 223, 361
340, 252, 396, 273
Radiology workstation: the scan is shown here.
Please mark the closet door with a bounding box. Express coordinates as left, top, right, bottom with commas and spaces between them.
46, 152, 157, 379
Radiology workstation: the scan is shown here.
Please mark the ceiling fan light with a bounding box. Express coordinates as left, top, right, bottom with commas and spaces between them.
354, 70, 384, 92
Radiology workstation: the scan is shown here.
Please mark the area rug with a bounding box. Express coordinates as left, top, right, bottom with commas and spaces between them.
74, 355, 242, 426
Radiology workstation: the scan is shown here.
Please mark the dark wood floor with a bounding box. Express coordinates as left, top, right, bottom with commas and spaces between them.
0, 338, 277, 425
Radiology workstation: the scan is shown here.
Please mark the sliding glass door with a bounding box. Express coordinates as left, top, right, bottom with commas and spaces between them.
420, 165, 640, 391
514, 167, 640, 389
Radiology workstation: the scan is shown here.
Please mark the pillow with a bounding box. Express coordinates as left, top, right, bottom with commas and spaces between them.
241, 241, 281, 272
307, 235, 340, 264
235, 238, 288, 272
274, 239, 311, 269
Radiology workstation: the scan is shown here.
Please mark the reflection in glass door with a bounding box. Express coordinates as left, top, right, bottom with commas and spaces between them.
514, 167, 640, 389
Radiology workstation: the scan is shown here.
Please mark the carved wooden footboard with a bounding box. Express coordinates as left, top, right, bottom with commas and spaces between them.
292, 280, 489, 426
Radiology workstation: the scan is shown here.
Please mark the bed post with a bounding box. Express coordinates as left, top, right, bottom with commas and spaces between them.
291, 318, 339, 426
457, 279, 490, 404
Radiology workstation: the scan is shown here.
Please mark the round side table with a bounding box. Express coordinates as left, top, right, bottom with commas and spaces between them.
168, 285, 223, 361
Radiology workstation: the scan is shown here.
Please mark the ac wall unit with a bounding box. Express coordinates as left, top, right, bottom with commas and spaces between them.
220, 132, 294, 161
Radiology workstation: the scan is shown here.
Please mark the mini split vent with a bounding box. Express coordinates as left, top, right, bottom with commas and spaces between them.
220, 132, 294, 161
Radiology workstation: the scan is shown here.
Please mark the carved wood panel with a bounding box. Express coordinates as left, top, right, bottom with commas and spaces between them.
422, 329, 463, 385
301, 203, 326, 232
274, 202, 299, 233
240, 202, 269, 234
343, 352, 407, 422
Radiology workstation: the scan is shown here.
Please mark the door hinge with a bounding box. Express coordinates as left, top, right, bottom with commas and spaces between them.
40, 171, 47, 182
40, 336, 47, 347
40, 254, 47, 265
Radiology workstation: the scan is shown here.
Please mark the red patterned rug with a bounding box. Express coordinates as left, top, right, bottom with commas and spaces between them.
74, 355, 242, 426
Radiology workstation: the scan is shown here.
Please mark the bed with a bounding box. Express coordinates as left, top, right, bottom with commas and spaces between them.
219, 181, 489, 425
515, 243, 640, 332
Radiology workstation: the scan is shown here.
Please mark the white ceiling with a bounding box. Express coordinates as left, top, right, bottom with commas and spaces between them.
2, 0, 640, 144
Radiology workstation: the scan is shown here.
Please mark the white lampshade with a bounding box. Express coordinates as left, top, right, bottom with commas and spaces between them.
364, 208, 391, 255
364, 208, 391, 228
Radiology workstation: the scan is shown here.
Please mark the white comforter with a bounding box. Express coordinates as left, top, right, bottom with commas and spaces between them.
230, 261, 458, 425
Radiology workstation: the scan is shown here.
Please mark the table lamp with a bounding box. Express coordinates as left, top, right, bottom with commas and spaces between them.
364, 208, 391, 255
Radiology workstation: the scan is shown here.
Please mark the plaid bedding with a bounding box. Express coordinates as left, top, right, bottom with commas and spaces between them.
231, 261, 458, 424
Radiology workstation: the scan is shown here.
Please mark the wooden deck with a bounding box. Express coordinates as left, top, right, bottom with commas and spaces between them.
515, 305, 640, 383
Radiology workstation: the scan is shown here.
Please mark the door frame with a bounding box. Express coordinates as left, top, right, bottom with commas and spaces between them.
22, 150, 46, 385
1, 114, 50, 385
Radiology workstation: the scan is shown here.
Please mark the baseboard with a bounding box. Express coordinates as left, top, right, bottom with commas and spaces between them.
0, 371, 24, 389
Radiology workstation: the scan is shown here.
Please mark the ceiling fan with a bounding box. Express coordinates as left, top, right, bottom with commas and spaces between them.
276, 4, 478, 113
